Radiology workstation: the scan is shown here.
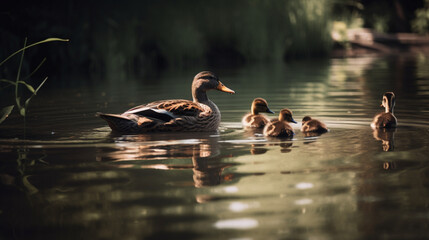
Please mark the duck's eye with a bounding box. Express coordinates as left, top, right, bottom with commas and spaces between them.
200, 76, 215, 80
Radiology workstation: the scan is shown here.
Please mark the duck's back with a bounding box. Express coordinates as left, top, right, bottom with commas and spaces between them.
371, 112, 397, 128
301, 119, 328, 133
242, 114, 270, 128
100, 99, 220, 133
263, 120, 294, 137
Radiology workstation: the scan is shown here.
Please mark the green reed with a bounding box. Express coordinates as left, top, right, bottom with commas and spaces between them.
0, 37, 69, 124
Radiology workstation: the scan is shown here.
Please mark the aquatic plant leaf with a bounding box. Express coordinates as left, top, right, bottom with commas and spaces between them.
22, 58, 46, 81
23, 77, 48, 114
22, 175, 38, 195
0, 105, 14, 124
0, 38, 69, 67
16, 97, 22, 110
34, 77, 48, 94
19, 107, 26, 117
15, 38, 27, 88
24, 97, 32, 109
18, 81, 35, 93
0, 79, 16, 86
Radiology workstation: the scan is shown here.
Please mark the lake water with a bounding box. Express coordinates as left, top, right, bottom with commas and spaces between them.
1, 54, 429, 239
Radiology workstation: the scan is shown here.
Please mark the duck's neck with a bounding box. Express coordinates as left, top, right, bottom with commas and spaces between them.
251, 105, 259, 115
385, 104, 394, 114
192, 85, 220, 116
192, 90, 208, 103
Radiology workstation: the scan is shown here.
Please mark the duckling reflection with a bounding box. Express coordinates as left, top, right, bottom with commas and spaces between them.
372, 128, 396, 151
249, 141, 293, 154
279, 142, 293, 153
383, 161, 397, 170
97, 133, 236, 187
250, 144, 268, 155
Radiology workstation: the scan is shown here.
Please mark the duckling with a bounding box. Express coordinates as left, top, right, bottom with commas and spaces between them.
301, 116, 328, 134
371, 92, 397, 129
98, 71, 235, 133
242, 98, 274, 128
263, 108, 297, 137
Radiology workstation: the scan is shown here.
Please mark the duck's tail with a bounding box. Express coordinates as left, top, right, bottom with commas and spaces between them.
97, 112, 141, 133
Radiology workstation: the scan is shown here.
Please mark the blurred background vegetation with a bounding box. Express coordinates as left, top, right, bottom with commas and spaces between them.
1, 0, 429, 79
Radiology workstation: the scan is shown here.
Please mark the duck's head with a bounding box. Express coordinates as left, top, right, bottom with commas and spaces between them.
278, 108, 297, 123
192, 71, 235, 102
302, 116, 312, 124
251, 98, 274, 114
381, 92, 395, 113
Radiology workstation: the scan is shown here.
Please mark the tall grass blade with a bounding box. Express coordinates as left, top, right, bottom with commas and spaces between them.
15, 38, 27, 114
17, 81, 35, 93
0, 79, 16, 85
22, 58, 47, 81
0, 105, 14, 124
24, 77, 48, 113
22, 175, 39, 195
34, 76, 48, 94
0, 38, 69, 67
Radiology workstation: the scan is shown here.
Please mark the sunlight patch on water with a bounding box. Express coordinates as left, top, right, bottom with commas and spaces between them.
219, 139, 267, 144
214, 218, 259, 230
294, 198, 314, 205
223, 186, 239, 193
295, 182, 314, 189
229, 202, 250, 212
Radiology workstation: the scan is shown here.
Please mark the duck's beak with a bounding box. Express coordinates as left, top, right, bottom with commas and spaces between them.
291, 118, 297, 124
266, 108, 275, 114
217, 81, 235, 94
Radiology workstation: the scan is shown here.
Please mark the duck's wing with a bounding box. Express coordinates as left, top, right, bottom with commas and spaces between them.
123, 99, 205, 122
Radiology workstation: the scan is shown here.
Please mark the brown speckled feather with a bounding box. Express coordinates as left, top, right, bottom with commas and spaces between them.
301, 119, 328, 133
371, 113, 397, 128
125, 99, 206, 117
242, 113, 270, 128
98, 71, 234, 133
263, 120, 294, 137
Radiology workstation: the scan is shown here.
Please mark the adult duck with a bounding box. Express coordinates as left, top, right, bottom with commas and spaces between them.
98, 71, 235, 133
242, 98, 274, 128
263, 108, 297, 137
301, 116, 328, 134
371, 92, 397, 129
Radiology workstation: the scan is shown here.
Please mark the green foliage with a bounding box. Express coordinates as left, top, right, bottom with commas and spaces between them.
0, 37, 69, 124
86, 0, 333, 74
0, 105, 14, 124
412, 0, 429, 34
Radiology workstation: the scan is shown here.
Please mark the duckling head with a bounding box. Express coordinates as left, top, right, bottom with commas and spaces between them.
192, 71, 235, 102
302, 116, 312, 124
381, 92, 395, 113
251, 98, 274, 115
278, 108, 297, 123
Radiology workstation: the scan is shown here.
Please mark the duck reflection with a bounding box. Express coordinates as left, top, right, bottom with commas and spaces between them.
98, 132, 236, 188
249, 144, 268, 155
249, 141, 293, 154
372, 128, 396, 151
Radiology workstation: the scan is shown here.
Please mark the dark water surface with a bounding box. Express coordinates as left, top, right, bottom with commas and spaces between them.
1, 55, 429, 239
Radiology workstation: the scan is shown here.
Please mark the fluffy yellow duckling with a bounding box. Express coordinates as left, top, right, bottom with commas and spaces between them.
371, 92, 397, 129
301, 116, 328, 133
263, 108, 297, 137
242, 98, 274, 128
